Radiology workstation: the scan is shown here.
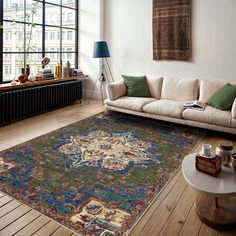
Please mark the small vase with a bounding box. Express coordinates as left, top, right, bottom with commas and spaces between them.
25, 64, 30, 77
28, 73, 35, 82
18, 68, 28, 83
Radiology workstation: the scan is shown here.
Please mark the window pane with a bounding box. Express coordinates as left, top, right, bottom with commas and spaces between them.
3, 22, 24, 53
45, 53, 60, 68
45, 0, 60, 4
45, 4, 60, 26
64, 0, 76, 9
62, 8, 76, 28
25, 0, 43, 24
3, 1, 24, 23
45, 0, 76, 8
3, 54, 24, 82
25, 25, 43, 53
45, 27, 61, 51
67, 30, 75, 41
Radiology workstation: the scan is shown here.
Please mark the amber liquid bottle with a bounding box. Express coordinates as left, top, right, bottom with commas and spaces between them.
55, 63, 62, 79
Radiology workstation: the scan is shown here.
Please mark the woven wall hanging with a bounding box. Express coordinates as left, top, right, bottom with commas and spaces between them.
153, 0, 191, 61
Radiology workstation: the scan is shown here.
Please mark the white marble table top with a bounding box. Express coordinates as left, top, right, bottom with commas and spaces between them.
182, 153, 236, 197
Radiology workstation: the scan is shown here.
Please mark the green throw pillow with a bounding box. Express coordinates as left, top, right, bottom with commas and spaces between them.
206, 83, 236, 110
122, 75, 150, 97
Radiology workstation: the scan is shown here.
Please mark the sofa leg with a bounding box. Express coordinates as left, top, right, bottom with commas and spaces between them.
105, 110, 111, 116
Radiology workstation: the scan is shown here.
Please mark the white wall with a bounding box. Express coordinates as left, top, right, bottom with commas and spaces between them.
105, 0, 236, 83
79, 0, 105, 98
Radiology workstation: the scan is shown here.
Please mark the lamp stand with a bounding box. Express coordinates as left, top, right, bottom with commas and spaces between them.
88, 58, 113, 104
105, 58, 114, 82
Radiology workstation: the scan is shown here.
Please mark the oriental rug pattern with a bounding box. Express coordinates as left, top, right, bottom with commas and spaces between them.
153, 0, 191, 60
0, 112, 205, 235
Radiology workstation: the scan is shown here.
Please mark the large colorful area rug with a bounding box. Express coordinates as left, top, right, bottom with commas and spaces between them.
0, 112, 205, 235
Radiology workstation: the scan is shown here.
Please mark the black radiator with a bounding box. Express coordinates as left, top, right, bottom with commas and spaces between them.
0, 80, 82, 125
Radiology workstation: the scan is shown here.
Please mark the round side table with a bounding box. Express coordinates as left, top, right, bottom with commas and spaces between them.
182, 153, 236, 229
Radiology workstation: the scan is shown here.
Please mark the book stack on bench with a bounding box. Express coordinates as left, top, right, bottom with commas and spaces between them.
38, 68, 55, 80
195, 152, 221, 177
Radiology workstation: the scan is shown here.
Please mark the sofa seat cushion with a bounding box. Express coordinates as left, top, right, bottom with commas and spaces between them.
105, 97, 156, 112
143, 100, 185, 118
183, 106, 232, 127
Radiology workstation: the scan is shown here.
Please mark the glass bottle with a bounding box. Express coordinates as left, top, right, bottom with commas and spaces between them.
66, 60, 70, 77
25, 64, 30, 77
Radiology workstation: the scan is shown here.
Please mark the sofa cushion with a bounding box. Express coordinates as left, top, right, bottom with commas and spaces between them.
143, 100, 185, 118
106, 81, 126, 101
146, 77, 163, 99
122, 75, 150, 97
161, 77, 199, 102
199, 79, 226, 103
206, 83, 236, 110
105, 96, 156, 112
183, 105, 232, 127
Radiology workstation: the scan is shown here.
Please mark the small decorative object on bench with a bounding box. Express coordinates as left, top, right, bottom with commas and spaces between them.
195, 144, 221, 177
18, 68, 28, 83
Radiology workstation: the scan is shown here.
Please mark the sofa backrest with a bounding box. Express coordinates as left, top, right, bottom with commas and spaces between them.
161, 77, 199, 102
199, 79, 230, 103
146, 77, 163, 99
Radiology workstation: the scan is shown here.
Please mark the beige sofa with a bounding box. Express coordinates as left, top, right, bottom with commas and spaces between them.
104, 77, 236, 134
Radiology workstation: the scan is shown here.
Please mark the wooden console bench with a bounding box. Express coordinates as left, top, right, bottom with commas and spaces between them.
0, 76, 87, 125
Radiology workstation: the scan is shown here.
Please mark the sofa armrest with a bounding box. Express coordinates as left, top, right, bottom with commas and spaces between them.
232, 98, 236, 119
106, 81, 127, 100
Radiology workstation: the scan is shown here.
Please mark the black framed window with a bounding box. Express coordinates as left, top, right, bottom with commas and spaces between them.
0, 0, 79, 83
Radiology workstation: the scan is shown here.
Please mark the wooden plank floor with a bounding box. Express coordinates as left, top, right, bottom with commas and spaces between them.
0, 99, 236, 236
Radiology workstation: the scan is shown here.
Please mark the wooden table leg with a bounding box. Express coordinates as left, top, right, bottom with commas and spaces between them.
195, 193, 236, 230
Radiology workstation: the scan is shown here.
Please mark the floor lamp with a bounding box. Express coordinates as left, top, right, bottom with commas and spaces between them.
88, 41, 114, 104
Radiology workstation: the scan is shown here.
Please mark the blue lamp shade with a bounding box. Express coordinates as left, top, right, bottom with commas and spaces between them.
93, 41, 110, 58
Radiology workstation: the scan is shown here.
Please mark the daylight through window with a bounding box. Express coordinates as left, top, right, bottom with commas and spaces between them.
0, 0, 78, 82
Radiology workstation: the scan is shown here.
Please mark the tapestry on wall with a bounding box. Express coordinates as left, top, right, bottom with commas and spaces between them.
153, 0, 191, 60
